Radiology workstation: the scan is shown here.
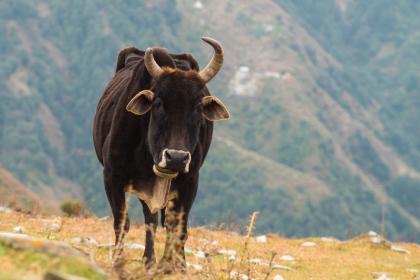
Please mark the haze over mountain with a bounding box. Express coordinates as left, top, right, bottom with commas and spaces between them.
1, 0, 419, 241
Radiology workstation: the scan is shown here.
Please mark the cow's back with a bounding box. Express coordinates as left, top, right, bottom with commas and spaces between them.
93, 58, 142, 164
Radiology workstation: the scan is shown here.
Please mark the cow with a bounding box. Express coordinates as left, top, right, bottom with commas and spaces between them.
93, 37, 229, 272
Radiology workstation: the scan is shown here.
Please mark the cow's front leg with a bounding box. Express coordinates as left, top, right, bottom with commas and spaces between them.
104, 170, 130, 266
140, 199, 158, 269
158, 177, 198, 274
158, 201, 189, 273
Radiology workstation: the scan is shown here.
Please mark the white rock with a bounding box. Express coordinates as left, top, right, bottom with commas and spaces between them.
13, 226, 25, 233
273, 275, 284, 280
264, 71, 281, 78
229, 271, 250, 280
211, 240, 219, 245
48, 223, 61, 232
193, 1, 203, 9
369, 237, 382, 244
98, 216, 110, 221
194, 250, 206, 258
271, 264, 292, 271
280, 255, 294, 261
219, 249, 237, 256
0, 206, 12, 213
184, 246, 193, 254
228, 255, 236, 261
301, 241, 317, 247
390, 245, 409, 254
321, 237, 336, 242
82, 237, 98, 245
372, 272, 392, 280
250, 258, 268, 266
71, 237, 82, 243
125, 243, 145, 250
256, 235, 267, 243
71, 237, 97, 246
368, 230, 378, 236
407, 268, 418, 273
186, 262, 203, 271
230, 271, 238, 278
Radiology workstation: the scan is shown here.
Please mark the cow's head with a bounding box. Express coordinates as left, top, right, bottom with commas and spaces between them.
126, 37, 229, 179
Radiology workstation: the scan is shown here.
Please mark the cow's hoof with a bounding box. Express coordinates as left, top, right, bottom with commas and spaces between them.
156, 258, 186, 274
143, 256, 156, 271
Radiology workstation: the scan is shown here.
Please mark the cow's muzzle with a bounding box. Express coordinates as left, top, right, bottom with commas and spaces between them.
154, 149, 191, 178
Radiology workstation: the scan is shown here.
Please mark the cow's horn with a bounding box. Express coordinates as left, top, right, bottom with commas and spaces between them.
144, 48, 164, 80
198, 37, 224, 83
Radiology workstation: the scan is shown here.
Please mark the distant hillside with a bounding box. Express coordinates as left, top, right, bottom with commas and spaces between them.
0, 166, 44, 212
0, 0, 419, 241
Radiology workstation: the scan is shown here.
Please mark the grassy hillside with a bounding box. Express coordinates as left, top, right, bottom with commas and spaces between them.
0, 166, 51, 213
0, 210, 419, 279
0, 0, 419, 241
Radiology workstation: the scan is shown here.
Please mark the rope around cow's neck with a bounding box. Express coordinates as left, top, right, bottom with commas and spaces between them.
153, 164, 179, 179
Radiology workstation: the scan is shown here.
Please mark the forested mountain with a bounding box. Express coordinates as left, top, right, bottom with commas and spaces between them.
0, 0, 419, 241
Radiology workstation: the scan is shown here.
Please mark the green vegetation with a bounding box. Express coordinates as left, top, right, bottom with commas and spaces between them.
0, 242, 105, 280
60, 200, 88, 217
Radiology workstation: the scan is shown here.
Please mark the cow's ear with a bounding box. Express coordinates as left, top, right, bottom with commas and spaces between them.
126, 90, 154, 115
202, 96, 230, 121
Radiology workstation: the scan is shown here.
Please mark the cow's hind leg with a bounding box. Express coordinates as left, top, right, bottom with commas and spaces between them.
104, 170, 130, 265
140, 199, 158, 269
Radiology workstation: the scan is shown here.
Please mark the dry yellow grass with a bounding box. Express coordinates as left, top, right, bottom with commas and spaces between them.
0, 211, 419, 279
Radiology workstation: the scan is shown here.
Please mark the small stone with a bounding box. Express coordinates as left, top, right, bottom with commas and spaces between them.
407, 268, 418, 273
13, 226, 25, 233
369, 237, 382, 244
301, 241, 317, 247
250, 258, 267, 266
0, 206, 12, 213
390, 245, 409, 254
271, 264, 292, 271
321, 237, 336, 242
48, 223, 61, 233
185, 246, 193, 254
280, 255, 294, 261
229, 271, 250, 280
273, 275, 284, 280
211, 240, 219, 245
125, 243, 145, 250
194, 250, 206, 258
71, 237, 97, 246
228, 255, 236, 261
256, 235, 267, 243
98, 216, 110, 221
368, 230, 378, 236
218, 249, 237, 256
82, 237, 98, 245
71, 237, 82, 243
372, 272, 392, 280
186, 262, 203, 271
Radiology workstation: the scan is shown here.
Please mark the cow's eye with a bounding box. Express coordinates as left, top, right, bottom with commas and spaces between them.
153, 98, 164, 110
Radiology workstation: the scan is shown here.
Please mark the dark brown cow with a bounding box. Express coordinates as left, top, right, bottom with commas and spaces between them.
93, 37, 229, 272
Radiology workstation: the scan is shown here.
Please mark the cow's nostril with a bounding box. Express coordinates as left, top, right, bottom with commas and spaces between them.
165, 150, 172, 161
182, 154, 189, 163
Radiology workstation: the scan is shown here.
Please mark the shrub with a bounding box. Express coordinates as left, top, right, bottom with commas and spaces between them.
60, 200, 87, 217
